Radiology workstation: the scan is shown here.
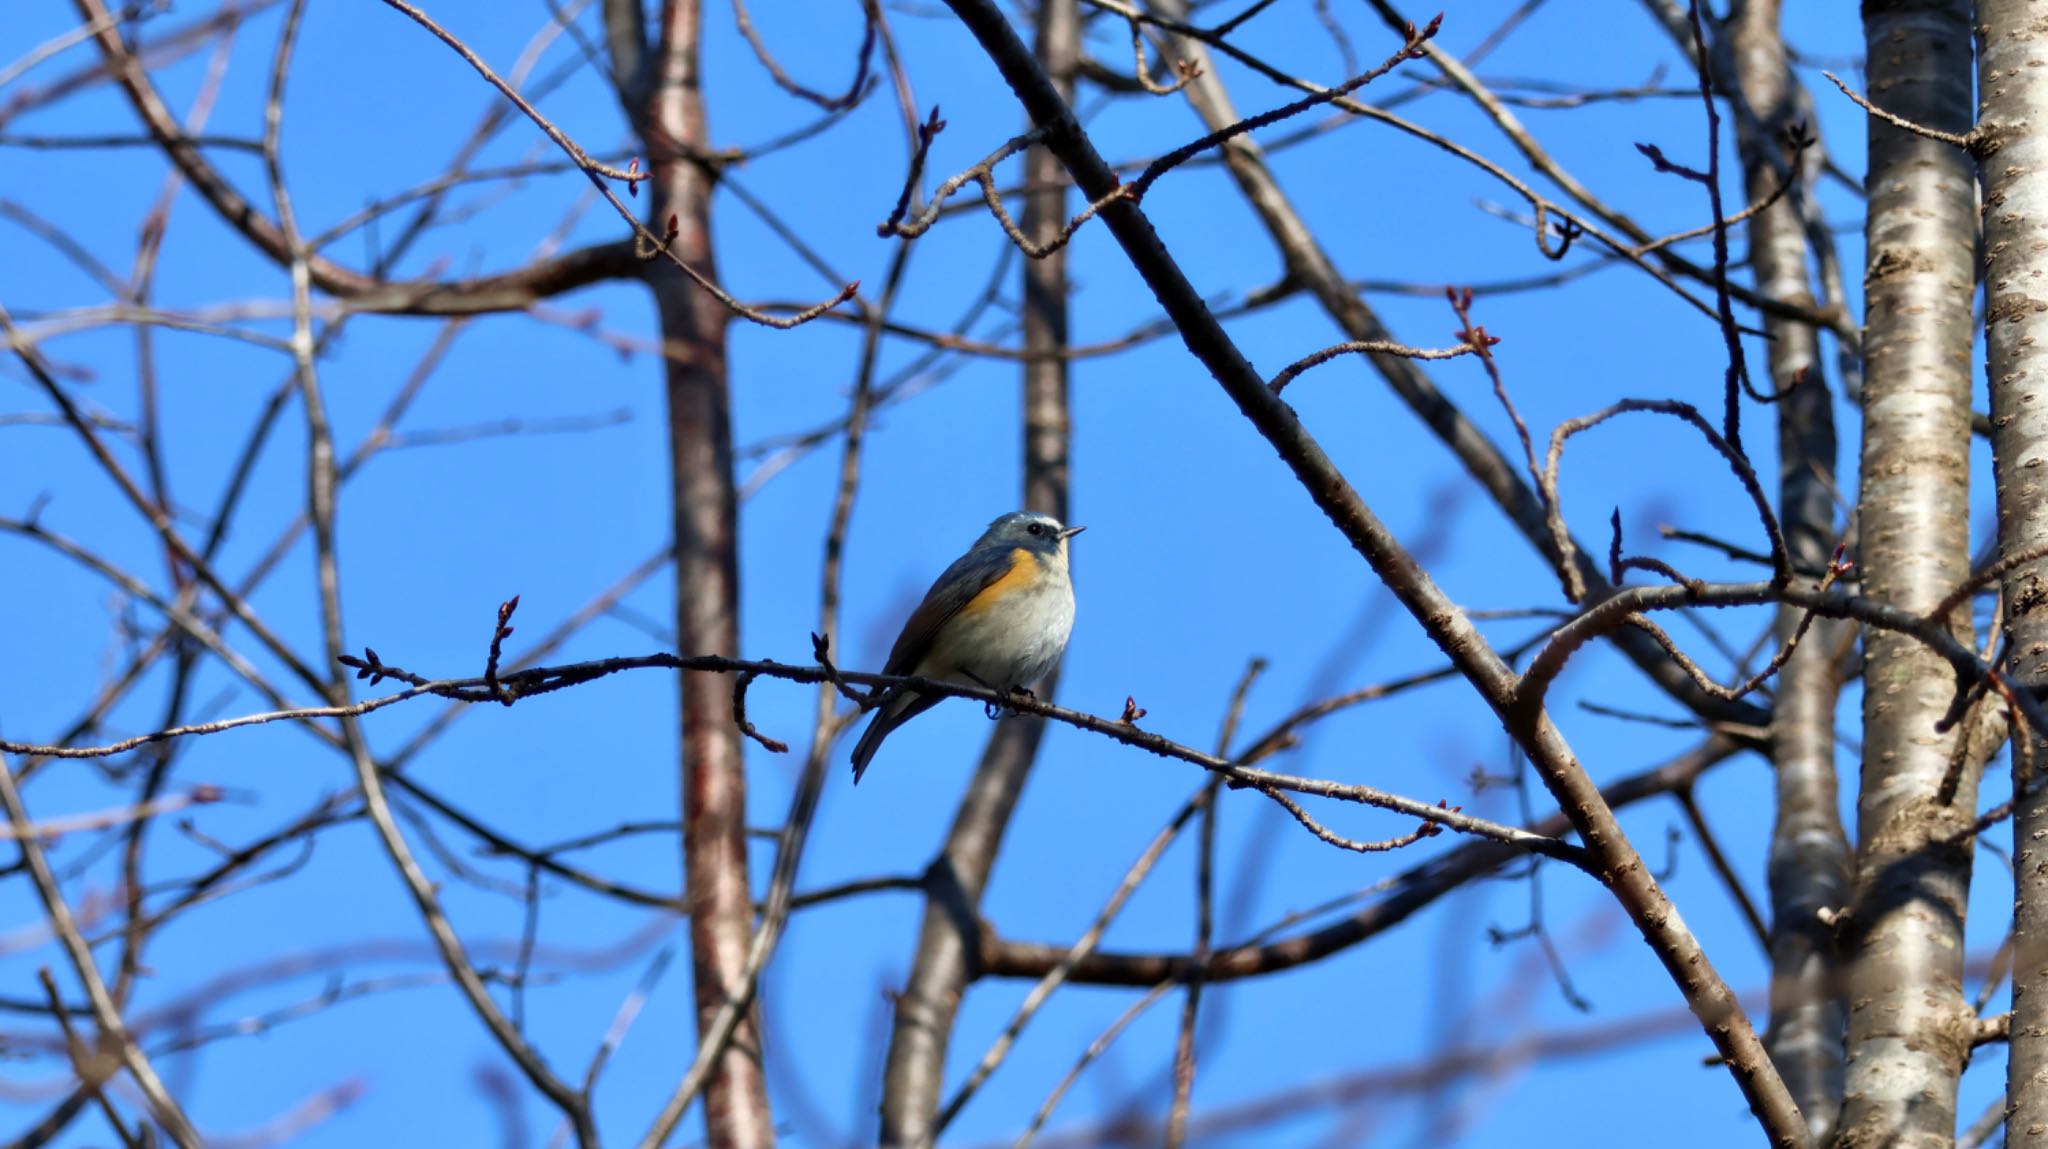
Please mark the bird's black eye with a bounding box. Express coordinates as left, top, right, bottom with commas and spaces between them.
1026, 523, 1044, 536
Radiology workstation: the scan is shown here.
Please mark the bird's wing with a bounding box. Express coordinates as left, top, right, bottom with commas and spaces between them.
882, 545, 1028, 676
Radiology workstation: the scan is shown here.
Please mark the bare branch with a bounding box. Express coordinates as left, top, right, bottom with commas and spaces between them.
1820, 69, 1976, 151
1266, 336, 1481, 394
982, 738, 1738, 985
0, 757, 202, 1147
933, 783, 1213, 1136
895, 8, 1810, 1133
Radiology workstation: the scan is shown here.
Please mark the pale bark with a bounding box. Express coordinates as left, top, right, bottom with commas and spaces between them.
1981, 0, 2048, 1135
1835, 3, 1980, 1147
1724, 3, 1850, 1138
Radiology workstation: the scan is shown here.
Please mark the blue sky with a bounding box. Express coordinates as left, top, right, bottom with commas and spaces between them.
2, 3, 2002, 1148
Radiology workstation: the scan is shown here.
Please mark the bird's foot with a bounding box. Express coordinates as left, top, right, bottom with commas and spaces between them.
985, 683, 1036, 720
961, 675, 1037, 720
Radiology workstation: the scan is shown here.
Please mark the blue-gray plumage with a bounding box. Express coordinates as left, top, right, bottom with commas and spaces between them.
851, 511, 1083, 782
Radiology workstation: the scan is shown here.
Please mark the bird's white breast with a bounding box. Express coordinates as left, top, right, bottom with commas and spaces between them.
919, 561, 1075, 690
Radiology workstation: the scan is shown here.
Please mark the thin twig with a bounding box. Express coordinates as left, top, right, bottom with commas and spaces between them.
0, 757, 202, 1147
1266, 336, 1480, 394
1009, 980, 1178, 1149
1541, 397, 1789, 599
372, 0, 858, 328
1820, 69, 1976, 151
37, 967, 145, 1149
1675, 787, 1769, 951
730, 0, 875, 109
882, 17, 1439, 259
933, 783, 1214, 1136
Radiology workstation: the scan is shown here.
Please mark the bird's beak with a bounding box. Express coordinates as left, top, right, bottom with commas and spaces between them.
1059, 525, 1087, 541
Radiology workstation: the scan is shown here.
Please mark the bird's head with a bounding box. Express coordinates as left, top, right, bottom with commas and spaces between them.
979, 510, 1085, 559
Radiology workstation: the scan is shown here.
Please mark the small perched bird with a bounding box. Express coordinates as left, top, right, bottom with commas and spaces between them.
852, 510, 1084, 782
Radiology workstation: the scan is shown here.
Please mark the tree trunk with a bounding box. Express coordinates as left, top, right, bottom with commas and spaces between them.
1724, 3, 1850, 1139
1835, 3, 1979, 1147
875, 1, 1076, 1142
645, 1, 772, 1144
1981, 0, 2048, 1136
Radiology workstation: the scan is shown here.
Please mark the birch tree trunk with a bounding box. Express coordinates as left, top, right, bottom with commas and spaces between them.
1835, 3, 1980, 1146
1981, 0, 2048, 1136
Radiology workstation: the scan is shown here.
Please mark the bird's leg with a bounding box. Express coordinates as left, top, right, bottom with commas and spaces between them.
957, 668, 1007, 720
957, 669, 1038, 719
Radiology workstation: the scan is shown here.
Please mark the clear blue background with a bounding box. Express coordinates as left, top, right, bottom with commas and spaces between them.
1, 2, 2004, 1147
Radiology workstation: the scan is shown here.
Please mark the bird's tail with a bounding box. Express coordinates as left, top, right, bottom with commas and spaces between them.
850, 691, 934, 784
